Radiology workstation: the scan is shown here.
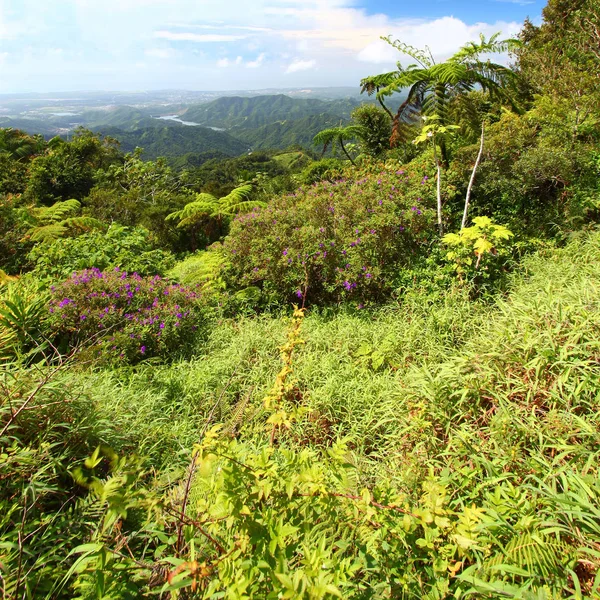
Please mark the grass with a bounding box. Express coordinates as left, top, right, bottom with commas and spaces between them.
4, 230, 600, 598
77, 231, 600, 484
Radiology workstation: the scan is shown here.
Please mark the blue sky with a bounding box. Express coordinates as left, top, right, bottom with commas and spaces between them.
0, 0, 545, 94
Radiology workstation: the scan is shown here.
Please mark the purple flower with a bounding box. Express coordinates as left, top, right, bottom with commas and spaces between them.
282, 249, 288, 256
140, 346, 146, 354
365, 273, 372, 279
295, 290, 303, 298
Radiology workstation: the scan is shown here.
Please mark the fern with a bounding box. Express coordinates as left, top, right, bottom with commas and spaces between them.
366, 34, 518, 150
22, 199, 103, 243
168, 250, 227, 293
167, 185, 261, 231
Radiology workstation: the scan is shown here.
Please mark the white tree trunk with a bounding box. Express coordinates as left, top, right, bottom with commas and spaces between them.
461, 122, 485, 230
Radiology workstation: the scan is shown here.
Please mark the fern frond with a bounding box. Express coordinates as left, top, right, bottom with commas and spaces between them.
485, 531, 571, 582
33, 199, 81, 224
380, 36, 434, 68
27, 223, 69, 243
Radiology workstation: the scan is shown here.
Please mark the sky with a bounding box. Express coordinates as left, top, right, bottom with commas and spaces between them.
0, 0, 546, 94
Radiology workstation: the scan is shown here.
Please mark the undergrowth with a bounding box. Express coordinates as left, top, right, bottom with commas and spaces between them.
2, 231, 600, 597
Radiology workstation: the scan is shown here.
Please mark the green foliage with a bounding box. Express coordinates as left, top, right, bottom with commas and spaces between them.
166, 184, 263, 250
447, 99, 599, 234
168, 250, 228, 296
0, 279, 50, 361
21, 198, 103, 244
298, 158, 345, 186
443, 216, 514, 287
365, 34, 517, 157
28, 224, 175, 280
350, 104, 392, 157
313, 124, 366, 165
48, 269, 205, 364
223, 163, 437, 305
25, 130, 120, 205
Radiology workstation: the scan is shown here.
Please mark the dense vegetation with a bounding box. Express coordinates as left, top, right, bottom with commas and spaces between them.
1, 1, 600, 597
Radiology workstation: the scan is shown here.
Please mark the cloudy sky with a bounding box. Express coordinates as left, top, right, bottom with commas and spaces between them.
0, 0, 545, 93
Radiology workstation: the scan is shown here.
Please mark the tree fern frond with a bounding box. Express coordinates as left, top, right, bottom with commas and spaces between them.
380, 35, 434, 68
485, 531, 571, 582
27, 223, 69, 243
62, 216, 105, 232
33, 199, 82, 224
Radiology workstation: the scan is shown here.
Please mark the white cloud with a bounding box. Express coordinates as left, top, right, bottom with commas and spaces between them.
285, 59, 316, 73
357, 17, 522, 64
246, 52, 266, 68
155, 30, 246, 42
0, 0, 533, 92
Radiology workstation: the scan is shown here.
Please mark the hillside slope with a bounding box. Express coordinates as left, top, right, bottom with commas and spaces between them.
182, 94, 360, 129
95, 124, 249, 159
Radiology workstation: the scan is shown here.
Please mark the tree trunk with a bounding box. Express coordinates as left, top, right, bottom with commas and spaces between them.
340, 139, 356, 166
376, 88, 394, 120
433, 140, 443, 235
461, 122, 485, 230
436, 160, 443, 235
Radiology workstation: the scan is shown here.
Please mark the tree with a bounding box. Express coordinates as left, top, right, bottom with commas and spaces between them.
166, 184, 261, 250
412, 116, 459, 234
313, 125, 366, 166
350, 105, 392, 157
364, 34, 517, 164
515, 0, 600, 143
25, 130, 121, 205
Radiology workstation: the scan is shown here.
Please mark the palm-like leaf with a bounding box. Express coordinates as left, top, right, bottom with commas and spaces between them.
23, 199, 101, 243
371, 34, 518, 148
167, 193, 219, 228
167, 185, 260, 231
217, 184, 263, 215
313, 125, 366, 164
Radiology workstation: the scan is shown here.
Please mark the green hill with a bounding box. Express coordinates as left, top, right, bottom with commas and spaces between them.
95, 125, 249, 160
231, 112, 350, 150
182, 94, 360, 129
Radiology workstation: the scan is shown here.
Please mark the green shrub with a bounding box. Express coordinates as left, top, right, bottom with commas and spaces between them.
223, 164, 437, 305
298, 158, 345, 186
0, 279, 50, 362
29, 224, 176, 280
49, 268, 205, 364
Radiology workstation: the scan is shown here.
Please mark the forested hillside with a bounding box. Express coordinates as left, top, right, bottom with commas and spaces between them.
1, 0, 600, 597
182, 94, 360, 128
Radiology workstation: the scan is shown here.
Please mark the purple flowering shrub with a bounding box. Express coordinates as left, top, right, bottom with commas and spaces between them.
222, 165, 437, 304
49, 268, 204, 363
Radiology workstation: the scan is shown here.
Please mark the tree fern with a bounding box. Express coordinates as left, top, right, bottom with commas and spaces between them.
22, 199, 103, 243
366, 34, 518, 152
313, 125, 366, 165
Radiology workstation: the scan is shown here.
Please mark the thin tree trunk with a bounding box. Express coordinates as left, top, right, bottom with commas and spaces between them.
340, 139, 356, 166
461, 122, 485, 230
436, 160, 443, 235
376, 89, 394, 120
433, 140, 443, 235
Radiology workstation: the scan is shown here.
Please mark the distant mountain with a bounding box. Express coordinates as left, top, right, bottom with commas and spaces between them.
0, 117, 62, 137
79, 106, 156, 130
95, 125, 249, 161
232, 113, 349, 151
182, 95, 360, 130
